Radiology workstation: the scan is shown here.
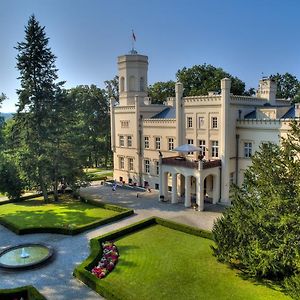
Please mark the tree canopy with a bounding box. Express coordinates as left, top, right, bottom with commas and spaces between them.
176, 64, 247, 96
148, 81, 175, 104
270, 72, 300, 101
212, 122, 300, 298
67, 85, 111, 167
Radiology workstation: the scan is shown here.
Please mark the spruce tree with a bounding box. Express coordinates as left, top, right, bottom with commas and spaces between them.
14, 15, 84, 201
212, 122, 300, 298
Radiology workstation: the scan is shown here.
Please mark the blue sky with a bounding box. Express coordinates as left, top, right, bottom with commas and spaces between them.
1, 0, 300, 112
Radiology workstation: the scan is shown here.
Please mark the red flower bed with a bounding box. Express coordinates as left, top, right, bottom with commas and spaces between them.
91, 241, 119, 279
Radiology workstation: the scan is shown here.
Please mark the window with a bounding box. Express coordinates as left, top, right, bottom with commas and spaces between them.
121, 120, 129, 128
187, 139, 194, 154
129, 75, 135, 91
140, 77, 144, 91
119, 157, 124, 169
119, 135, 124, 147
120, 77, 125, 92
168, 138, 174, 150
144, 136, 149, 149
144, 159, 150, 174
187, 117, 193, 128
244, 142, 252, 158
198, 140, 206, 156
199, 117, 205, 129
212, 117, 218, 129
156, 161, 159, 175
155, 137, 161, 150
211, 141, 219, 157
128, 158, 134, 171
127, 136, 132, 147
230, 172, 235, 185
155, 183, 159, 190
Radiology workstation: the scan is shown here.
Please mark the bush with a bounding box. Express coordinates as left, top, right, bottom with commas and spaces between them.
0, 285, 46, 300
284, 274, 300, 299
0, 157, 23, 199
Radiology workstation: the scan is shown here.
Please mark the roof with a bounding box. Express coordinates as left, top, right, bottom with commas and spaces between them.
151, 107, 176, 119
244, 110, 256, 119
281, 106, 295, 119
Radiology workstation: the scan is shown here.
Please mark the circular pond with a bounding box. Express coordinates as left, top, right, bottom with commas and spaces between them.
0, 243, 53, 270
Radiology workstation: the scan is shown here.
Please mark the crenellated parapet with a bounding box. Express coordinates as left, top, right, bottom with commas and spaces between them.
143, 118, 176, 127
183, 95, 221, 106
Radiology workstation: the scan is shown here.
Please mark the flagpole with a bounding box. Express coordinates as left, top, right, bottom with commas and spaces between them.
131, 29, 135, 52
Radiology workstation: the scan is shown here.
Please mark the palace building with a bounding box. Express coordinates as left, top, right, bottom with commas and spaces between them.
110, 51, 296, 210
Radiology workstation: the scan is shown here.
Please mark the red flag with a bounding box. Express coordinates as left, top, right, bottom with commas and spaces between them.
132, 31, 136, 41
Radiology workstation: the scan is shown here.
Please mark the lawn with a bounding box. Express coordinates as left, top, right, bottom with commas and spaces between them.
84, 168, 113, 181
0, 194, 132, 234
86, 223, 290, 300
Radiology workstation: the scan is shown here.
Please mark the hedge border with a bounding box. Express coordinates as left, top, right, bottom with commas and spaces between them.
73, 217, 212, 300
0, 195, 134, 235
0, 285, 46, 300
0, 192, 47, 206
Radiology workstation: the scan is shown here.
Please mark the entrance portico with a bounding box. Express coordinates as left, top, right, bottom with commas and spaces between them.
159, 156, 221, 211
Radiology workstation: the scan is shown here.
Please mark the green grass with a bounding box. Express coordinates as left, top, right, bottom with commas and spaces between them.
84, 167, 111, 174
0, 194, 131, 234
84, 168, 113, 181
82, 222, 290, 300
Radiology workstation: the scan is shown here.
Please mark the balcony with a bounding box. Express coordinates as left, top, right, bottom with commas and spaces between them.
161, 156, 221, 170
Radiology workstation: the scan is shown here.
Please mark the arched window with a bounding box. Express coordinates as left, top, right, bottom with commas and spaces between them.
129, 75, 135, 91
120, 77, 125, 92
140, 77, 144, 91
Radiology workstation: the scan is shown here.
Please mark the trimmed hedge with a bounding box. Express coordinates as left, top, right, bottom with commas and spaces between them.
0, 285, 46, 300
73, 217, 212, 299
0, 196, 134, 235
0, 192, 46, 206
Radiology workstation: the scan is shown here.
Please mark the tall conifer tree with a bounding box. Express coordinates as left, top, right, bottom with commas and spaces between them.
15, 15, 71, 201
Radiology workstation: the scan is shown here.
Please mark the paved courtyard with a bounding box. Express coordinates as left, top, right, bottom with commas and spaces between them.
0, 182, 223, 300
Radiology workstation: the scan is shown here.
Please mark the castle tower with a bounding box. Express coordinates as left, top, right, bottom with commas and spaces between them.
118, 52, 148, 106
256, 78, 277, 105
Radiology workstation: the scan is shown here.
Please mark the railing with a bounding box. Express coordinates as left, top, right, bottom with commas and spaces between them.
203, 159, 221, 169
162, 156, 221, 169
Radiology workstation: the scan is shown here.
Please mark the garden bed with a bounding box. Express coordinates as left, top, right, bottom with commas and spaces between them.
74, 217, 289, 300
0, 285, 46, 300
0, 194, 133, 235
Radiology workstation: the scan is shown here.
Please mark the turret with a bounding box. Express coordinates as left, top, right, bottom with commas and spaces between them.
256, 78, 277, 105
118, 53, 148, 106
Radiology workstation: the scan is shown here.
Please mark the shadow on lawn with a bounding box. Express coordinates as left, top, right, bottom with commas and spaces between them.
224, 262, 288, 295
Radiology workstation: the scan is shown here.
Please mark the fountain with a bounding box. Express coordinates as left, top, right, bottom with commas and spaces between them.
0, 243, 53, 270
20, 247, 30, 259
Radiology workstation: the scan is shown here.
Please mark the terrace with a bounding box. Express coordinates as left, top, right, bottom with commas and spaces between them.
162, 156, 222, 169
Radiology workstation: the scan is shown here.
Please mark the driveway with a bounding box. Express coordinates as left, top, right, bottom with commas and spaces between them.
0, 182, 223, 300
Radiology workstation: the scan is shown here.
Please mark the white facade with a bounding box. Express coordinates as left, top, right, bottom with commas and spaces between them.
111, 52, 294, 209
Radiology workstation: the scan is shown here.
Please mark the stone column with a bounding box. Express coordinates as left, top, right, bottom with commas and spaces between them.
171, 174, 178, 204
213, 173, 220, 204
220, 78, 231, 203
196, 175, 204, 211
158, 153, 163, 201
175, 82, 183, 148
110, 98, 116, 153
185, 176, 191, 207
163, 172, 168, 200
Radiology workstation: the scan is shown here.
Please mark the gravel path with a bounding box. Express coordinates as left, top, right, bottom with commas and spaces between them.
0, 183, 223, 300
